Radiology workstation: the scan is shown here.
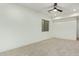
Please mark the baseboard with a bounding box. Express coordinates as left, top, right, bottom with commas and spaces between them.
52, 37, 76, 40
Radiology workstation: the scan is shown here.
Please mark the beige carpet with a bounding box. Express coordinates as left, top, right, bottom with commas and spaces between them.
0, 38, 79, 56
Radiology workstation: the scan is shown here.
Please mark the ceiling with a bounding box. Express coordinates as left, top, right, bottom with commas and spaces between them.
19, 3, 79, 19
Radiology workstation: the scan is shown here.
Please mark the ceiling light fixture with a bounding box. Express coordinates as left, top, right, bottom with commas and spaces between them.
53, 9, 57, 12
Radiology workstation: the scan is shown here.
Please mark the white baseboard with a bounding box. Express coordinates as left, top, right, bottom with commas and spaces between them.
52, 37, 76, 40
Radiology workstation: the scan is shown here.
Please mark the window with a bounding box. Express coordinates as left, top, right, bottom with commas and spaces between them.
42, 19, 49, 32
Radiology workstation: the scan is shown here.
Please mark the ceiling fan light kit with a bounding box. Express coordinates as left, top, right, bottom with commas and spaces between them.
53, 9, 57, 11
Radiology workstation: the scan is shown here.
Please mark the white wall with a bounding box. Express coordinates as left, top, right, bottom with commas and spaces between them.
52, 17, 77, 40
0, 4, 53, 52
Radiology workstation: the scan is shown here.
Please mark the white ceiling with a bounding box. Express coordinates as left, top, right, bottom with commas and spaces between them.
19, 3, 79, 19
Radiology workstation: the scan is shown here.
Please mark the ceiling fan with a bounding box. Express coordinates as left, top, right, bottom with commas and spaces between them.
48, 3, 63, 13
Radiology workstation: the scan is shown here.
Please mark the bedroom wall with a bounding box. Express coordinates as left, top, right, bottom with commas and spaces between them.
52, 17, 77, 40
0, 4, 53, 52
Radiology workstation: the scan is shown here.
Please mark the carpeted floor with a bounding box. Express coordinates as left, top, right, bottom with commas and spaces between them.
0, 38, 79, 56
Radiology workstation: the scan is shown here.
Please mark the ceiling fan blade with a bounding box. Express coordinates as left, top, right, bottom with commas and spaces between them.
56, 8, 63, 12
